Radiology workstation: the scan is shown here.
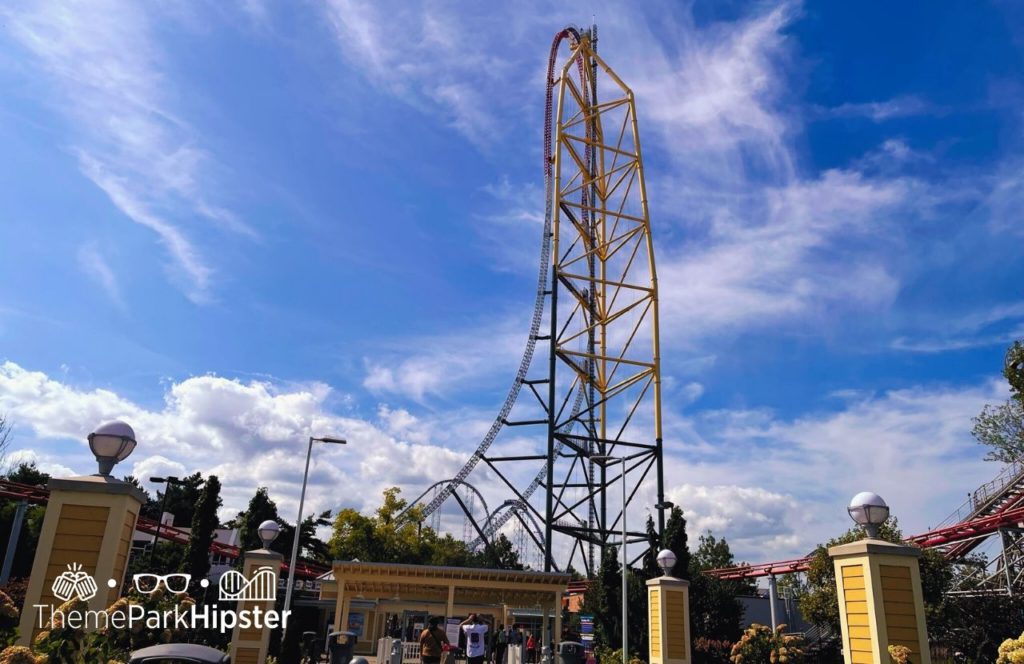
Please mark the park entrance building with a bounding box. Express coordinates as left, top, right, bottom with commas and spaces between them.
317, 561, 572, 656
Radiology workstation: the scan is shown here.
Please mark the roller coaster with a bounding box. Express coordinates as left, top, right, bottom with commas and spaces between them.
401, 25, 666, 575
707, 458, 1024, 596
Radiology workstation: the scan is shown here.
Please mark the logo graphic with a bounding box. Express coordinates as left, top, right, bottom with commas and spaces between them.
219, 566, 277, 601
51, 563, 98, 602
133, 573, 191, 595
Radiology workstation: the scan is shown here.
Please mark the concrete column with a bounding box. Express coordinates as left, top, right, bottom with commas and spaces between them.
17, 475, 144, 646
229, 548, 284, 664
646, 575, 691, 664
553, 591, 563, 648
542, 605, 550, 652
829, 539, 931, 664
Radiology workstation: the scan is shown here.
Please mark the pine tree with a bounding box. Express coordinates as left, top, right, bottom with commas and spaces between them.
664, 506, 691, 579
583, 545, 621, 650
183, 475, 222, 597
237, 487, 281, 552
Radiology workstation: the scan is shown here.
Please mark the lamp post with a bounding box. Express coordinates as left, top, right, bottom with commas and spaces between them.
284, 435, 347, 614
656, 548, 677, 577
88, 420, 137, 476
258, 519, 281, 549
592, 452, 645, 664
149, 475, 195, 567
847, 491, 890, 539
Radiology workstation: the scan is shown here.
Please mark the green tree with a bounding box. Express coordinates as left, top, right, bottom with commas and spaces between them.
237, 487, 282, 552
277, 509, 333, 566
690, 533, 749, 644
664, 507, 691, 578
182, 475, 222, 597
973, 340, 1024, 462
799, 519, 951, 635
0, 463, 48, 580
582, 545, 621, 651
470, 533, 524, 570
3, 461, 48, 486
149, 472, 206, 526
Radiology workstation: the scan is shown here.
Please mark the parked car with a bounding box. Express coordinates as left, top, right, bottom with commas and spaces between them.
128, 643, 230, 663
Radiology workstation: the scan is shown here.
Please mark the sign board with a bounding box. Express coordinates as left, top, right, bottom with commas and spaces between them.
579, 615, 594, 653
446, 618, 462, 645
348, 612, 365, 637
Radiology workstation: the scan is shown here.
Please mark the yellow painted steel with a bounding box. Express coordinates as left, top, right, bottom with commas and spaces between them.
551, 34, 663, 454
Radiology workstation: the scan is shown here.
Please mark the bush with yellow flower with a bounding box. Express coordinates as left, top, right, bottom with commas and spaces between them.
729, 624, 804, 664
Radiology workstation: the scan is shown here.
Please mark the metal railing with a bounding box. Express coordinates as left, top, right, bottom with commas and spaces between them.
935, 458, 1024, 528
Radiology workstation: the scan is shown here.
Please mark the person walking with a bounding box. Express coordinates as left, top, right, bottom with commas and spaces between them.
495, 624, 510, 664
461, 613, 490, 664
526, 632, 537, 664
420, 616, 450, 664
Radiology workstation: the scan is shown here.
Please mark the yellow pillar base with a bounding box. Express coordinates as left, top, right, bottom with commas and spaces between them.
829, 539, 931, 664
229, 548, 284, 664
17, 474, 144, 646
647, 575, 691, 664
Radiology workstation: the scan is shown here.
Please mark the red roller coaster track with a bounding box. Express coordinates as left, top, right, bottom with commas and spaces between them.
0, 478, 328, 579
707, 462, 1024, 581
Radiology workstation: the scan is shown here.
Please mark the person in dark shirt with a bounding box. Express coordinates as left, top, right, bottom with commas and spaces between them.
420, 617, 450, 664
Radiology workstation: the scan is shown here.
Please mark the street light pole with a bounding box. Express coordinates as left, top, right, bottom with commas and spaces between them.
591, 453, 645, 664
621, 458, 627, 664
149, 476, 191, 568
284, 435, 347, 615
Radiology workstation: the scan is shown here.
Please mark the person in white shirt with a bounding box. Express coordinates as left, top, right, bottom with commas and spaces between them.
461, 613, 490, 664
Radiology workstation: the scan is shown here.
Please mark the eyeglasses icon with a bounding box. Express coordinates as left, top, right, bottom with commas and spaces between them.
133, 573, 191, 594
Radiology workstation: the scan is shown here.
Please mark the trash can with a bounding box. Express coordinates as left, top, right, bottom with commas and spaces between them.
328, 630, 359, 664
302, 630, 320, 662
558, 642, 585, 664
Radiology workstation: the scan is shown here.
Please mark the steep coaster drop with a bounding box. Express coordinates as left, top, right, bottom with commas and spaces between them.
402, 25, 666, 576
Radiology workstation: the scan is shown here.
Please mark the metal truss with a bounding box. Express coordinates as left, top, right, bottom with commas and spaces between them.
401, 26, 665, 576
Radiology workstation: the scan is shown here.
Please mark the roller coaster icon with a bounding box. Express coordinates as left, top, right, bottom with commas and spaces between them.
218, 566, 278, 602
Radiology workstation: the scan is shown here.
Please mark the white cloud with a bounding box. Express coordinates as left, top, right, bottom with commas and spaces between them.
0, 361, 467, 522
5, 448, 76, 479
362, 314, 528, 401
3, 0, 254, 303
662, 379, 1007, 561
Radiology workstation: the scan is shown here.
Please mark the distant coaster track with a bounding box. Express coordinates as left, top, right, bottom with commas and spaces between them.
408, 28, 589, 529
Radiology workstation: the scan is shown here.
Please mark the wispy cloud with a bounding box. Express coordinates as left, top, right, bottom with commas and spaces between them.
816, 95, 936, 122
892, 302, 1024, 353
76, 241, 125, 309
321, 0, 525, 148
3, 0, 254, 303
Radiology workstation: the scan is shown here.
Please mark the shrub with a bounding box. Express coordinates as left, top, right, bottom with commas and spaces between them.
0, 590, 19, 648
997, 631, 1024, 664
694, 637, 732, 664
888, 644, 911, 663
729, 624, 804, 664
0, 645, 46, 664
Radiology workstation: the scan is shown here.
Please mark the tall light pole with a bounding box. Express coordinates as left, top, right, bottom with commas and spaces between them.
284, 435, 347, 614
149, 475, 194, 567
592, 452, 645, 664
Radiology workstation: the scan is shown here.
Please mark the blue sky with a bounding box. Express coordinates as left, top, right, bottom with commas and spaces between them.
1, 0, 1022, 564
